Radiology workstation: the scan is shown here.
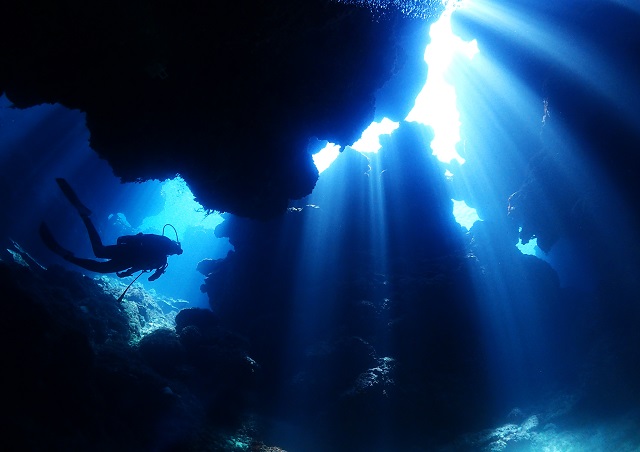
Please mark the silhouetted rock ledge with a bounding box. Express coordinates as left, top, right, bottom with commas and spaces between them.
0, 0, 434, 219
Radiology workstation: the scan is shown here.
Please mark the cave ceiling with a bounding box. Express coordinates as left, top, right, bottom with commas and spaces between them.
0, 0, 440, 218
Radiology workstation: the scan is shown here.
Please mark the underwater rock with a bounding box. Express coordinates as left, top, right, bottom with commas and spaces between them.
0, 258, 202, 450
172, 307, 259, 410
291, 336, 379, 400
95, 275, 179, 341
0, 0, 432, 218
179, 325, 257, 381
323, 357, 397, 439
0, 245, 283, 449
507, 150, 584, 253
196, 257, 221, 277
175, 306, 220, 334
343, 356, 396, 398
138, 328, 186, 377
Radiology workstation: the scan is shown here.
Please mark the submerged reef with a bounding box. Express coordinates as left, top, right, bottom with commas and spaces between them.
2, 206, 640, 450
0, 242, 268, 451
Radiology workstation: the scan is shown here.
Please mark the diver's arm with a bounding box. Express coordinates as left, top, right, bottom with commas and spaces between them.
116, 267, 136, 278
148, 262, 168, 281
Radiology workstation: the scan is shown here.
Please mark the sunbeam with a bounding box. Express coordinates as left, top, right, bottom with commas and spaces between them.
610, 0, 640, 15
459, 0, 640, 124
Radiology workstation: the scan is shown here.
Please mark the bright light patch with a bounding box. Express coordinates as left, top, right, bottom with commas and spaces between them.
516, 237, 538, 256
451, 198, 481, 230
313, 142, 341, 174
406, 2, 478, 164
350, 117, 400, 154
139, 177, 222, 238
515, 227, 543, 256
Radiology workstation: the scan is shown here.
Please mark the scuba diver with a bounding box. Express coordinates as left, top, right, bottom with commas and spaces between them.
40, 178, 183, 282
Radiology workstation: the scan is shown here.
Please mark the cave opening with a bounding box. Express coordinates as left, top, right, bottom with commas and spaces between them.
0, 95, 232, 306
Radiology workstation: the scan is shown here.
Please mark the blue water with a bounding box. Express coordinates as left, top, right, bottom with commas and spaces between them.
0, 97, 231, 307
2, 0, 640, 450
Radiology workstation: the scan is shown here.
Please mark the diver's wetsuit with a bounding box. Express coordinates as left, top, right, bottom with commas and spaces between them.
66, 215, 171, 279
40, 178, 182, 281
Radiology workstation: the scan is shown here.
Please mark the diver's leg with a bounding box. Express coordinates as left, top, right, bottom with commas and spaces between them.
79, 215, 118, 259
56, 178, 92, 216
63, 256, 129, 274
39, 222, 73, 259
41, 222, 128, 274
56, 178, 114, 258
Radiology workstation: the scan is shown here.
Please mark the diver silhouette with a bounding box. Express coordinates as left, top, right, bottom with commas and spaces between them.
40, 178, 183, 281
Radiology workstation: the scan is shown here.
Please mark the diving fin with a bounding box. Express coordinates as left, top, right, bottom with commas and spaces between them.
39, 222, 74, 260
56, 178, 92, 217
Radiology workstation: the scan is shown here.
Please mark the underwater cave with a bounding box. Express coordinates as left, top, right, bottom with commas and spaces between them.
1, 0, 640, 450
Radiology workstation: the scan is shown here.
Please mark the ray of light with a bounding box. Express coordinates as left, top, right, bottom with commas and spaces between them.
461, 0, 640, 125
609, 0, 640, 15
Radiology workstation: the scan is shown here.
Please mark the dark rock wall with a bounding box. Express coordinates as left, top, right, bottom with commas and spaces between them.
1, 0, 431, 218
0, 255, 261, 451
452, 0, 640, 255
197, 116, 640, 449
